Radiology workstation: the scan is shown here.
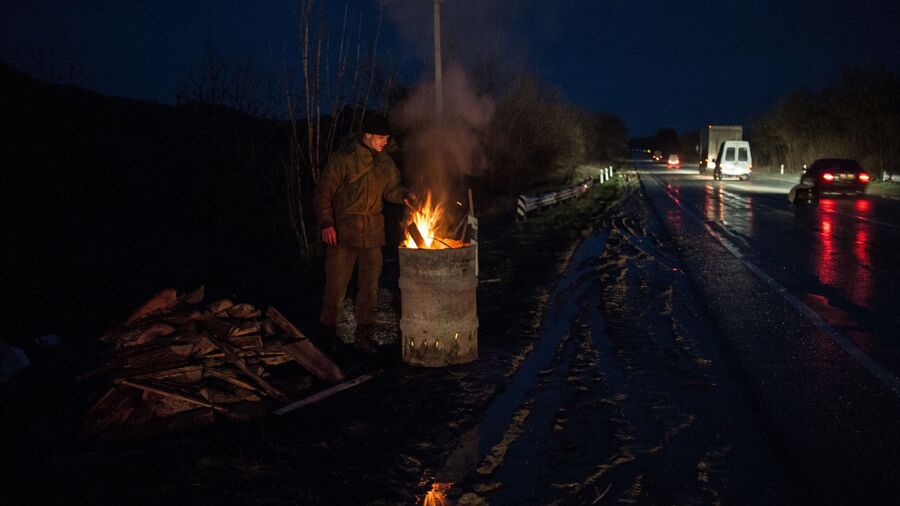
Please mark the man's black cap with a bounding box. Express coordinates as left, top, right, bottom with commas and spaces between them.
362, 114, 392, 136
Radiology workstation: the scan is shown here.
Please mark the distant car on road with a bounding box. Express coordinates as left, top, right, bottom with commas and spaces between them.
800, 158, 870, 197
667, 154, 680, 168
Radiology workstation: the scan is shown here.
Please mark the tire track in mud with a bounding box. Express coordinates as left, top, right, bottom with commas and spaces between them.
450, 184, 799, 505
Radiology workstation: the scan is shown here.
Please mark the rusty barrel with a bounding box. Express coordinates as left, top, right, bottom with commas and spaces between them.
399, 245, 478, 367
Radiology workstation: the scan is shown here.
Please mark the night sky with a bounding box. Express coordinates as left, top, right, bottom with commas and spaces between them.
3, 0, 899, 136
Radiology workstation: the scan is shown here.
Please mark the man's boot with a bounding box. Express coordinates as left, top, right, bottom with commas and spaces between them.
354, 324, 379, 355
316, 324, 340, 355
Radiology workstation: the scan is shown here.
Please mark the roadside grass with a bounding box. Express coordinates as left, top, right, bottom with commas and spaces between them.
866, 180, 900, 199
501, 176, 622, 248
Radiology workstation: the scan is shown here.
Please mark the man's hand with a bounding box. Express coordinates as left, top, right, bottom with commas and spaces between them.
322, 226, 337, 246
403, 192, 419, 211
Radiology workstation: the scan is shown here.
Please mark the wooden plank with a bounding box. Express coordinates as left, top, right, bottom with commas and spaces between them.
265, 306, 307, 340
130, 364, 203, 383
118, 378, 229, 412
266, 306, 345, 383
280, 341, 345, 383
204, 367, 259, 392
274, 373, 376, 415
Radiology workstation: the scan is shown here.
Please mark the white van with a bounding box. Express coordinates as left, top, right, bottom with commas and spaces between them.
713, 140, 752, 180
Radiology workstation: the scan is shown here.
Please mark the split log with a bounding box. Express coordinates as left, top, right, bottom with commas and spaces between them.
228, 333, 262, 349
125, 289, 178, 324
144, 391, 203, 418
169, 343, 195, 356
407, 222, 427, 248
255, 352, 293, 367
192, 333, 217, 357
161, 309, 206, 326
225, 303, 261, 319
120, 286, 204, 327
121, 322, 177, 348
232, 321, 261, 337
177, 285, 206, 306
200, 385, 261, 404
207, 298, 235, 314
201, 317, 287, 400
101, 321, 176, 346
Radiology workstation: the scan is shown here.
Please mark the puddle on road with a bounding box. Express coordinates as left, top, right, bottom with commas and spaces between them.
426, 231, 608, 500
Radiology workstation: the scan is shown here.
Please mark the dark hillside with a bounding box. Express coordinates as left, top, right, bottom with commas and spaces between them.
1, 63, 309, 353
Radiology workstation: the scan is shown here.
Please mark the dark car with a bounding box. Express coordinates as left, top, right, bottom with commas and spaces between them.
800, 158, 870, 197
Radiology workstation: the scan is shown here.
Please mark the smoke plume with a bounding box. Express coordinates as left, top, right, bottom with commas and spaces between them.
391, 62, 494, 206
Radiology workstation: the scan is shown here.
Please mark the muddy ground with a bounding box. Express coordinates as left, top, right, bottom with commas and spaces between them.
4, 174, 805, 505
3, 178, 617, 505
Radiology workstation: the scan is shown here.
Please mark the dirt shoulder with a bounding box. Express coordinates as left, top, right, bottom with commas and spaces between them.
4, 178, 624, 505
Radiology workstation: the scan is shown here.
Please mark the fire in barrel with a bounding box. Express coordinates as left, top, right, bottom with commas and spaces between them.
400, 192, 477, 367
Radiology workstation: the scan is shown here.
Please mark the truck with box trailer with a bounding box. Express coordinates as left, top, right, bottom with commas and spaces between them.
698, 125, 743, 174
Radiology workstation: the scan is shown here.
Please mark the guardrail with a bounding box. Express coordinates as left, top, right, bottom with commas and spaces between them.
516, 166, 615, 221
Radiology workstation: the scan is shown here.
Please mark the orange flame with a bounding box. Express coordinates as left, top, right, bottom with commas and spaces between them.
404, 192, 466, 249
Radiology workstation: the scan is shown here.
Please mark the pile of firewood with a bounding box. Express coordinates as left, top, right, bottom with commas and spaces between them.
76, 287, 344, 443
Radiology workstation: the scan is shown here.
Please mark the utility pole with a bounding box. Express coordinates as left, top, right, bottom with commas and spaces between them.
433, 0, 443, 115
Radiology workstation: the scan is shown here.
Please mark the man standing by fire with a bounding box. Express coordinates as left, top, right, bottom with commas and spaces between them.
313, 114, 415, 354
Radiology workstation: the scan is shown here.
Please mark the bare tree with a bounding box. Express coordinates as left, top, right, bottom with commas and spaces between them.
281, 0, 396, 258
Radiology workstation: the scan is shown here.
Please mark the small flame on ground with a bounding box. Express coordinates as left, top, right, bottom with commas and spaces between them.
422, 482, 452, 506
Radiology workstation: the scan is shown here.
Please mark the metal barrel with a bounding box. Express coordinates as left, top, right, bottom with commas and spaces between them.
399, 245, 478, 367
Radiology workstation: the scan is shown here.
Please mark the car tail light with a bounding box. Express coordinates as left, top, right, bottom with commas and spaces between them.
822, 172, 835, 181
859, 173, 870, 182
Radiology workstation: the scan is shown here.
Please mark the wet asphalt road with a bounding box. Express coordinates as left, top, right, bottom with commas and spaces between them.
643, 164, 900, 377
445, 177, 800, 504
638, 163, 900, 504
443, 168, 900, 505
